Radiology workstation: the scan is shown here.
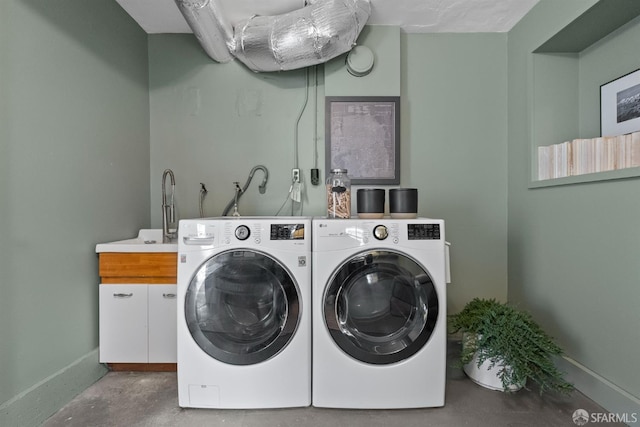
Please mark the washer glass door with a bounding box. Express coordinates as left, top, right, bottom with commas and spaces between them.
185, 249, 299, 365
324, 250, 438, 364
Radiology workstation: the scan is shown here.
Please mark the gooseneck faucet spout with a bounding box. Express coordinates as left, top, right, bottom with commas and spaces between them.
162, 169, 177, 243
222, 165, 269, 216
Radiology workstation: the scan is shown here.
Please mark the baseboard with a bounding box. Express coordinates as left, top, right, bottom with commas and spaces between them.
558, 356, 640, 426
0, 348, 108, 427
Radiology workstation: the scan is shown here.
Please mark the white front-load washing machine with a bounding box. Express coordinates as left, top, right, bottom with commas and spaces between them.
312, 218, 447, 409
177, 217, 311, 409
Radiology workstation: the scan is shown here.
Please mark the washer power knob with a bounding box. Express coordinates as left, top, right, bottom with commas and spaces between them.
235, 225, 250, 240
373, 225, 388, 240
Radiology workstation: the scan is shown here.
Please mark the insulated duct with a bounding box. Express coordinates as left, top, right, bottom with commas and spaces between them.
175, 0, 234, 63
175, 0, 371, 72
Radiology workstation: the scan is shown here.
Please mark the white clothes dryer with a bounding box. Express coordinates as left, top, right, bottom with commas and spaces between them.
177, 217, 311, 409
312, 218, 447, 409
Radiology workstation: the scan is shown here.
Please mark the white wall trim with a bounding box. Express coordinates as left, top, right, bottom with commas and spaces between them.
558, 356, 640, 425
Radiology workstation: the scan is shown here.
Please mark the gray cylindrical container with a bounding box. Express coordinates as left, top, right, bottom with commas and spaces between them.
389, 188, 418, 218
356, 188, 385, 219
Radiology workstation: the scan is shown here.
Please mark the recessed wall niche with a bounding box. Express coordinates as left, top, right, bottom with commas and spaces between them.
529, 0, 640, 188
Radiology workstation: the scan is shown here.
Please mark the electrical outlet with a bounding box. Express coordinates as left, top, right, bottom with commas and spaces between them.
292, 168, 300, 183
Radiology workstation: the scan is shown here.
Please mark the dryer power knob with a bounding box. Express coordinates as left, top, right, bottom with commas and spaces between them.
235, 225, 250, 240
373, 225, 388, 240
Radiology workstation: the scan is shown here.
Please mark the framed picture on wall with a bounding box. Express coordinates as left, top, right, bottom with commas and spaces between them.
600, 68, 640, 136
325, 96, 400, 185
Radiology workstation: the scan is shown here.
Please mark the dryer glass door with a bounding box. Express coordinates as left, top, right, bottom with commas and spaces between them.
185, 249, 300, 365
324, 250, 438, 365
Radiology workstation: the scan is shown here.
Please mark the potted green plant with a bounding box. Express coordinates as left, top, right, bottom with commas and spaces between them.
448, 298, 573, 395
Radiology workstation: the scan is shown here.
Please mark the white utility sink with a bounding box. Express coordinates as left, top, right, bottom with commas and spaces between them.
95, 229, 178, 253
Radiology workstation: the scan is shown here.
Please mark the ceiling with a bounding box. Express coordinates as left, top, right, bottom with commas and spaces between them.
115, 0, 540, 34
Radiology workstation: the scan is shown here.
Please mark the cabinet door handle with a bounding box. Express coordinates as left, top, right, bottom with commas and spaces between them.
163, 293, 177, 299
113, 293, 133, 298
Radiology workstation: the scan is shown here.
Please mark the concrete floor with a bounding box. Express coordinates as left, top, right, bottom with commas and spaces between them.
43, 340, 620, 427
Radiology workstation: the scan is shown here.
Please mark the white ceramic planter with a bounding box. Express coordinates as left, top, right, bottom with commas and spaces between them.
461, 333, 525, 392
463, 352, 524, 392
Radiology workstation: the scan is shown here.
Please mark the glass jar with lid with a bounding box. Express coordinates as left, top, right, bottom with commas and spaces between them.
326, 169, 351, 218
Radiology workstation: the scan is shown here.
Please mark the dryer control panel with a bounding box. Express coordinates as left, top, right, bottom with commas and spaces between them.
407, 223, 441, 240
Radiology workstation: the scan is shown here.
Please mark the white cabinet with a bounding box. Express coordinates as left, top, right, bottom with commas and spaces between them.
99, 283, 177, 363
148, 285, 177, 363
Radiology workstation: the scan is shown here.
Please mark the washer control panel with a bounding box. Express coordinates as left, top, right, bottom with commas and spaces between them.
270, 223, 306, 240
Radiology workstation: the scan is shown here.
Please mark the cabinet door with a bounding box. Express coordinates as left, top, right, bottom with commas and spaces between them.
99, 284, 148, 363
148, 284, 177, 363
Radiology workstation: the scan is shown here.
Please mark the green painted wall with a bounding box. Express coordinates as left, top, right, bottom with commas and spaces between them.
508, 0, 640, 413
149, 29, 509, 314
148, 34, 323, 220
0, 0, 150, 425
403, 33, 509, 313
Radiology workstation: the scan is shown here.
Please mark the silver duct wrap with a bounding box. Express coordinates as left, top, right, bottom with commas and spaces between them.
233, 0, 371, 72
175, 0, 234, 63
174, 0, 371, 72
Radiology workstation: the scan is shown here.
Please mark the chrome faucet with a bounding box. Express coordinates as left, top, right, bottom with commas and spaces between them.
198, 183, 208, 218
231, 181, 242, 217
162, 169, 177, 243
222, 165, 269, 216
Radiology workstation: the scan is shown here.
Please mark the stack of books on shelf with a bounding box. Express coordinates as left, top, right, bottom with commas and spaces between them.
537, 131, 640, 180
